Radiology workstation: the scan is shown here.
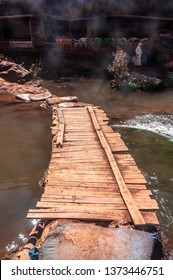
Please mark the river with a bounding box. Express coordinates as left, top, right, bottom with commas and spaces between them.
0, 78, 173, 259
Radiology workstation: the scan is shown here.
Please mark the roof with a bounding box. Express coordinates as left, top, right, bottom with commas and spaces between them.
0, 14, 34, 19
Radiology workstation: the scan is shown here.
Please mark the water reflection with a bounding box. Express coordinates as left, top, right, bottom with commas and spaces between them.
0, 101, 51, 258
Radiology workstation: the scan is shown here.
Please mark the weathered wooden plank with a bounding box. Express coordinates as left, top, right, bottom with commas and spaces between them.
46, 177, 116, 184
109, 144, 128, 149
48, 169, 113, 177
57, 108, 65, 124
27, 208, 159, 225
52, 151, 105, 157
52, 147, 105, 153
27, 210, 131, 222
45, 181, 118, 187
42, 189, 119, 198
36, 198, 158, 210
126, 184, 147, 190
43, 189, 152, 197
55, 123, 65, 147
46, 175, 115, 182
50, 158, 107, 163
36, 200, 125, 208
124, 178, 147, 184
48, 163, 112, 170
141, 211, 159, 225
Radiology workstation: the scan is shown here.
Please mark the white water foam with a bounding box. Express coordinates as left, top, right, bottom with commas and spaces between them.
112, 114, 173, 141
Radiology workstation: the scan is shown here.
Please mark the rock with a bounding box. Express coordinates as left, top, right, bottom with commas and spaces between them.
46, 96, 78, 106
121, 72, 162, 91
38, 221, 154, 260
29, 92, 52, 101
16, 91, 52, 102
15, 93, 31, 102
0, 60, 30, 84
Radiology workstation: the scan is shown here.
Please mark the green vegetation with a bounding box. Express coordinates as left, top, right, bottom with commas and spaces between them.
163, 73, 173, 88
28, 63, 42, 80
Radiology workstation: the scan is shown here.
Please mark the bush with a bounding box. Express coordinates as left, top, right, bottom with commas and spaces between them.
107, 49, 130, 89
163, 73, 173, 88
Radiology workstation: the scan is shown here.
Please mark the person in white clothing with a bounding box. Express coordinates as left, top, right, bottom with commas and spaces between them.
134, 42, 143, 66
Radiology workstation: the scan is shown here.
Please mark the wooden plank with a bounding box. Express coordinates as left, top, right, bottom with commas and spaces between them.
55, 123, 65, 147
124, 178, 147, 184
40, 194, 123, 202
46, 177, 116, 183
127, 184, 147, 190
27, 209, 131, 222
44, 189, 118, 196
45, 181, 118, 187
36, 201, 125, 208
43, 189, 151, 197
52, 147, 105, 153
36, 199, 158, 210
50, 158, 107, 163
52, 151, 105, 157
48, 163, 113, 170
141, 211, 159, 225
56, 108, 64, 124
48, 169, 113, 176
88, 106, 146, 227
44, 186, 118, 194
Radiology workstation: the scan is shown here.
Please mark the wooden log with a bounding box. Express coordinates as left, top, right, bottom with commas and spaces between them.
55, 123, 65, 147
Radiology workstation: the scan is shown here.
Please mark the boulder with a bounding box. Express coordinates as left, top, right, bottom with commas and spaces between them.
29, 91, 52, 101
0, 60, 30, 84
38, 221, 154, 260
15, 93, 31, 102
121, 72, 162, 91
16, 91, 52, 102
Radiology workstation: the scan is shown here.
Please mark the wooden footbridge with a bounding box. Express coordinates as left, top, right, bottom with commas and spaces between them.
27, 104, 159, 228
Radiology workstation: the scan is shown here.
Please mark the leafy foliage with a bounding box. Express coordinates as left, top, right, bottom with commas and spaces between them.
163, 73, 173, 88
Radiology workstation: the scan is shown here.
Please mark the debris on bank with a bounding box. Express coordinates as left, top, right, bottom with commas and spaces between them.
0, 59, 30, 84
0, 59, 52, 101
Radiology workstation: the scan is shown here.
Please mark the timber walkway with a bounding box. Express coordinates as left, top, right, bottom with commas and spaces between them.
27, 104, 159, 228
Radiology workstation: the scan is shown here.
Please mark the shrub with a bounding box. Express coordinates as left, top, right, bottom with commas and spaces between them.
107, 49, 130, 89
